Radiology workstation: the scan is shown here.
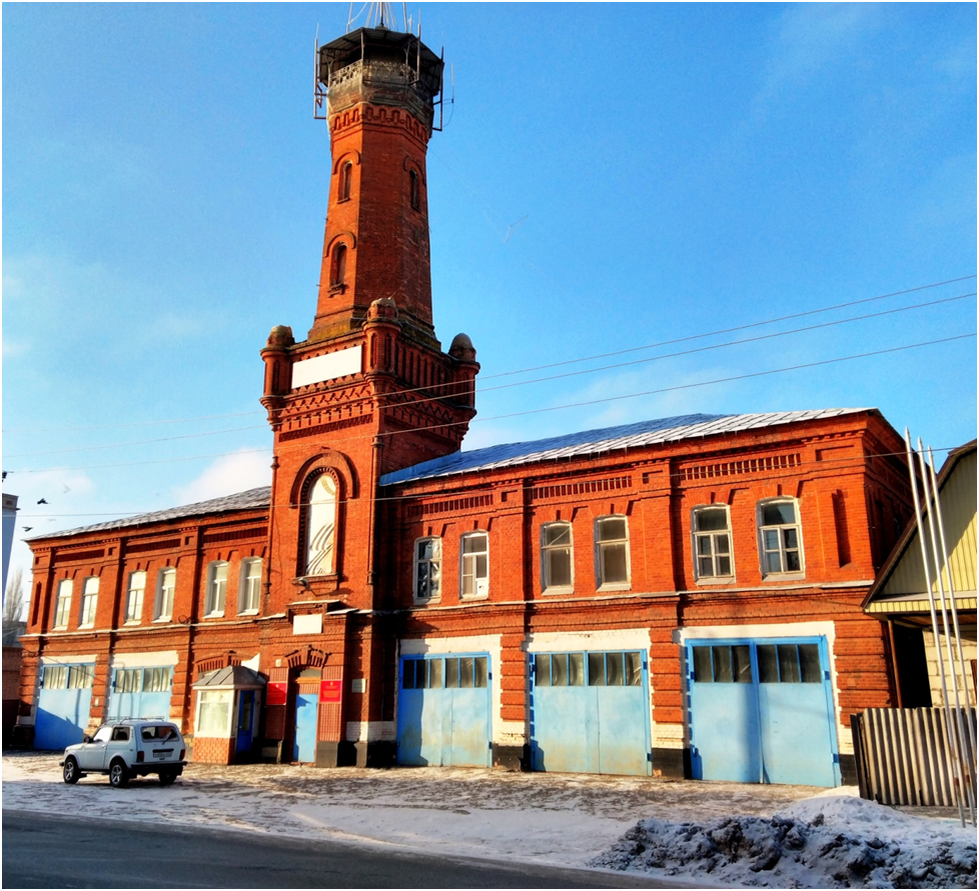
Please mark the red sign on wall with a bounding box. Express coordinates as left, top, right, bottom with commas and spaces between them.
267, 682, 287, 706
320, 679, 342, 703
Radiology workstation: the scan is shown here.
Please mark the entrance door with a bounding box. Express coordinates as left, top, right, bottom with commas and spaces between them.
687, 637, 840, 787
292, 668, 321, 763
530, 650, 651, 776
236, 691, 255, 756
397, 654, 491, 767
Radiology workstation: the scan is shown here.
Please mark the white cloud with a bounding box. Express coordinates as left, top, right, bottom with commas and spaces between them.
172, 449, 272, 506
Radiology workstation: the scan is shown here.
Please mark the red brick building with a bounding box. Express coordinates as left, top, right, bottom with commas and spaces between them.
17, 25, 913, 785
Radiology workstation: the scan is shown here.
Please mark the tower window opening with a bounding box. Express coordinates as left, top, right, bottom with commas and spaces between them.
330, 243, 347, 288
409, 169, 420, 211
338, 161, 353, 202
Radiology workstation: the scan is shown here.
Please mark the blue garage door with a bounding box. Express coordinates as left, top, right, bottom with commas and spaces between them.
398, 654, 491, 767
34, 663, 95, 751
530, 650, 651, 776
687, 637, 840, 787
107, 667, 174, 721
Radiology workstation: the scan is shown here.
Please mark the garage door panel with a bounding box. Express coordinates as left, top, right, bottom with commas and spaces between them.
532, 686, 599, 773
597, 686, 650, 776
34, 663, 95, 752
687, 637, 840, 787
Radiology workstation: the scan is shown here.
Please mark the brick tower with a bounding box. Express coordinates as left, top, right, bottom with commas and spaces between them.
258, 23, 478, 766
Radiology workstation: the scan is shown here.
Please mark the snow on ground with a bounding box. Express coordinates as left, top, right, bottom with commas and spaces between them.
592, 790, 977, 888
3, 752, 974, 888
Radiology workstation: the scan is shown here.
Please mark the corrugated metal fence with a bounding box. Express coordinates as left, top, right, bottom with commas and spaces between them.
851, 707, 977, 807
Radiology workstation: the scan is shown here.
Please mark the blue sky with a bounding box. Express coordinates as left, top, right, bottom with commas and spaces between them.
2, 2, 976, 593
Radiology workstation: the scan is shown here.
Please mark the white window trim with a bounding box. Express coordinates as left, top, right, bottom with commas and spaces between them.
154, 567, 176, 622
54, 579, 73, 629
691, 505, 735, 584
413, 536, 442, 603
540, 521, 574, 595
595, 515, 631, 592
124, 571, 146, 625
204, 561, 229, 618
78, 576, 99, 628
757, 498, 805, 579
238, 558, 262, 615
460, 531, 489, 601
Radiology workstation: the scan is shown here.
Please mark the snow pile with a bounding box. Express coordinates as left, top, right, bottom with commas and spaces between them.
590, 793, 977, 888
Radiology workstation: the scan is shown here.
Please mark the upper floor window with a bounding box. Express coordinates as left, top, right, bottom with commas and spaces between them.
692, 506, 733, 581
54, 579, 73, 629
79, 576, 99, 627
338, 161, 353, 201
304, 472, 338, 576
758, 499, 803, 576
541, 522, 573, 592
204, 561, 229, 617
330, 243, 347, 287
409, 169, 420, 211
460, 531, 489, 599
124, 570, 146, 624
239, 558, 262, 614
155, 567, 176, 621
414, 537, 441, 602
595, 516, 630, 588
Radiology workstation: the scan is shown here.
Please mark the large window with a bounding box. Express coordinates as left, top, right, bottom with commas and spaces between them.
53, 579, 72, 629
43, 663, 94, 690
413, 537, 441, 602
239, 558, 262, 614
196, 689, 233, 736
692, 506, 733, 581
534, 651, 643, 687
304, 472, 338, 576
155, 567, 176, 621
79, 577, 99, 627
758, 499, 803, 576
460, 531, 489, 599
595, 516, 630, 588
125, 571, 146, 624
204, 561, 229, 617
540, 522, 573, 592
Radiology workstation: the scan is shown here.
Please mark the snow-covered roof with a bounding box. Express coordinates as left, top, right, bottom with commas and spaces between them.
27, 486, 271, 541
380, 409, 872, 486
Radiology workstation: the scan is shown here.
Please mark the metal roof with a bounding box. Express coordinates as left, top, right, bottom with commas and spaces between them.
380, 409, 873, 486
193, 666, 267, 689
27, 486, 271, 541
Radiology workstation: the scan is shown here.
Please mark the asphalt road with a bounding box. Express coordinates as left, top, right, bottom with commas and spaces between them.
2, 810, 692, 889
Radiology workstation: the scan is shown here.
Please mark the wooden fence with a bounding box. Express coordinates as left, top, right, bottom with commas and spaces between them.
851, 707, 977, 807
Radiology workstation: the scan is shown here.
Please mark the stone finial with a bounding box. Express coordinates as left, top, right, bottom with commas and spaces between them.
266, 325, 295, 348
367, 296, 399, 322
449, 333, 477, 362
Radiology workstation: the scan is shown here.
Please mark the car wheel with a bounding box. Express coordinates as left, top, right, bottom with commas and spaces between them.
158, 769, 178, 786
109, 760, 130, 788
63, 757, 80, 784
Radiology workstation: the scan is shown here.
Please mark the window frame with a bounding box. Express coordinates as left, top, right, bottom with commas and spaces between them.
691, 505, 735, 583
204, 560, 229, 617
124, 570, 146, 625
594, 515, 631, 590
53, 579, 73, 629
238, 557, 262, 615
302, 471, 339, 578
154, 567, 176, 622
78, 576, 99, 628
338, 160, 353, 202
413, 536, 442, 603
757, 498, 805, 578
459, 531, 489, 600
540, 521, 574, 594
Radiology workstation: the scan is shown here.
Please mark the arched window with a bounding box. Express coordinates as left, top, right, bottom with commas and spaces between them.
338, 161, 353, 201
409, 169, 420, 210
330, 243, 347, 287
304, 473, 338, 576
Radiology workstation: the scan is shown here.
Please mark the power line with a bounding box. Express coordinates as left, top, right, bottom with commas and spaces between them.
5, 331, 974, 476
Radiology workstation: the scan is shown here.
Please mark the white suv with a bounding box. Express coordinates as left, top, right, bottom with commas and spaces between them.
60, 719, 187, 787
